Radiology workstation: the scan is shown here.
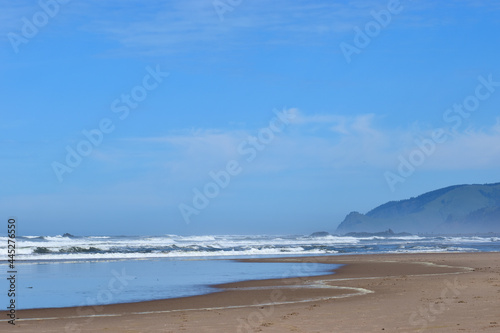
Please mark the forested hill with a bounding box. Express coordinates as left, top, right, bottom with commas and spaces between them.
336, 183, 500, 234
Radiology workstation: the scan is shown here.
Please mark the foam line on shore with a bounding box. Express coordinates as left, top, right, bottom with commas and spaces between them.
13, 284, 371, 322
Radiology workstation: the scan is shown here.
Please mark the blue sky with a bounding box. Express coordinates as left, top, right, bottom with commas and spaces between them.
1, 0, 500, 236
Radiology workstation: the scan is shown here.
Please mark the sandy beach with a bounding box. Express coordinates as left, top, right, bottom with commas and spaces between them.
12, 252, 500, 332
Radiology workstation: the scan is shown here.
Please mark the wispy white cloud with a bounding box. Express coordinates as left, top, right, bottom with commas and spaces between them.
418, 122, 500, 169
72, 0, 406, 55
0, 1, 38, 36
3, 0, 498, 56
88, 110, 385, 180
91, 109, 500, 181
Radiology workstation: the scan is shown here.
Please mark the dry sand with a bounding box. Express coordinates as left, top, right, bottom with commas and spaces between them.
11, 252, 500, 332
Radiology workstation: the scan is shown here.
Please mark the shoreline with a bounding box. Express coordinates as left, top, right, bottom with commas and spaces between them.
12, 252, 500, 332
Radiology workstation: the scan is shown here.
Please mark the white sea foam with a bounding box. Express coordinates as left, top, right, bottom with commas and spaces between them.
0, 234, 497, 262
14, 247, 338, 261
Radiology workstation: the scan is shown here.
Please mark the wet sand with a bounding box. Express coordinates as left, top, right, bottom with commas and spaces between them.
11, 252, 500, 332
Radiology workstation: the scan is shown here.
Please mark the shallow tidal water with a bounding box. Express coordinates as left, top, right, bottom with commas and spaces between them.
5, 258, 341, 310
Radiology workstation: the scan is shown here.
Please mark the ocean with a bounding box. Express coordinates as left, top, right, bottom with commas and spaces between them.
1, 234, 499, 310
